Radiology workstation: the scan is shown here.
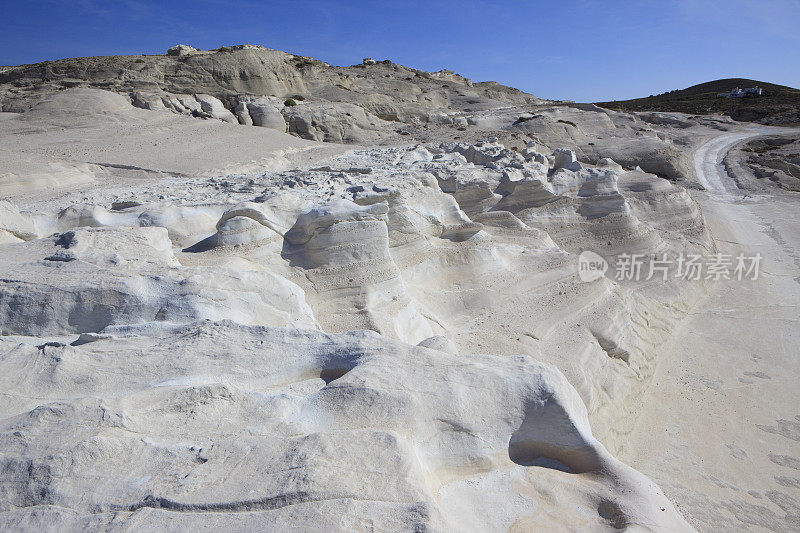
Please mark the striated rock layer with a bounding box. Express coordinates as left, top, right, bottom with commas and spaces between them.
0, 321, 690, 531
3, 74, 793, 530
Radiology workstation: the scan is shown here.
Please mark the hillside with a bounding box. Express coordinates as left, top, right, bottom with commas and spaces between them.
596, 78, 800, 125
0, 44, 538, 119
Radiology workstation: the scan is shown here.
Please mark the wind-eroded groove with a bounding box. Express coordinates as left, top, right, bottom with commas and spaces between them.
90, 162, 188, 177
589, 330, 631, 363
125, 492, 404, 514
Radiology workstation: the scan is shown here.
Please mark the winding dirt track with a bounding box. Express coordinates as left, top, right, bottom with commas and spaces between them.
692, 127, 793, 193
627, 127, 800, 531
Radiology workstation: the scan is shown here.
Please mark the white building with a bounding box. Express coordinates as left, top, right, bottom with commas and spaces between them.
717, 87, 762, 98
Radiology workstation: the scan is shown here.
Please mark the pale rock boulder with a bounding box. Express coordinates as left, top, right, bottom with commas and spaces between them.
136, 204, 222, 248
550, 167, 621, 197
282, 200, 437, 343
216, 216, 275, 246
130, 91, 169, 112
551, 148, 583, 172
493, 173, 558, 211
234, 101, 254, 125
282, 102, 389, 143
166, 44, 197, 56
195, 94, 238, 123
130, 91, 204, 116
215, 202, 284, 247
497, 167, 547, 196
0, 227, 318, 335
431, 167, 502, 215
0, 201, 37, 243
217, 201, 289, 234
551, 168, 629, 219
577, 168, 623, 197
160, 93, 190, 114
427, 111, 454, 126
521, 140, 549, 166
379, 185, 484, 243
50, 202, 222, 249
283, 200, 390, 267
164, 93, 204, 115
234, 96, 286, 131
176, 94, 202, 113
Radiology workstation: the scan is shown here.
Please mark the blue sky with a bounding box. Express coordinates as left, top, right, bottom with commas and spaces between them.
1, 0, 798, 102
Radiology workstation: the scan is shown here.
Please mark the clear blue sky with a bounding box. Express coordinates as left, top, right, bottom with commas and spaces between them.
1, 0, 798, 102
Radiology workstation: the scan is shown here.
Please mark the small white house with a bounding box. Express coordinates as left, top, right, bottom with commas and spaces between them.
717, 87, 762, 98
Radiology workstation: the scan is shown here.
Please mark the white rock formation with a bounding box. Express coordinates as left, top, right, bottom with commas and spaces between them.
282, 102, 391, 143
1, 81, 794, 532
234, 95, 287, 130
0, 321, 690, 531
195, 94, 238, 123
0, 227, 318, 335
0, 200, 37, 243
552, 148, 584, 172
166, 44, 197, 56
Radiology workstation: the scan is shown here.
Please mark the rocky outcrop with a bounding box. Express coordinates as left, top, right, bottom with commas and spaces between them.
0, 45, 536, 119
196, 94, 238, 123
724, 135, 800, 191
0, 201, 37, 243
0, 227, 318, 335
551, 148, 583, 172
282, 102, 390, 143
166, 44, 197, 57
234, 95, 286, 130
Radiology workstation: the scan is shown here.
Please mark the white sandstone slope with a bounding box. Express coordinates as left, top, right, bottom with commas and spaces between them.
0, 90, 706, 531
0, 321, 691, 531
0, 89, 348, 198
0, 82, 797, 531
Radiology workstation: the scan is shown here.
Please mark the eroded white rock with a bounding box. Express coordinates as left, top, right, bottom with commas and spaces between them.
196, 94, 238, 123
0, 321, 692, 531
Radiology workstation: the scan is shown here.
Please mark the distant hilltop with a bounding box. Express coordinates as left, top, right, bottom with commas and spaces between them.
596, 78, 800, 126
0, 43, 539, 121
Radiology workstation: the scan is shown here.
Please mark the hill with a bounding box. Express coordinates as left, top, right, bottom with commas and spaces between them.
0, 44, 538, 121
596, 78, 800, 125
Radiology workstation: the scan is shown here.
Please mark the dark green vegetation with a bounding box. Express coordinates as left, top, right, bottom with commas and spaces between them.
596, 78, 800, 125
